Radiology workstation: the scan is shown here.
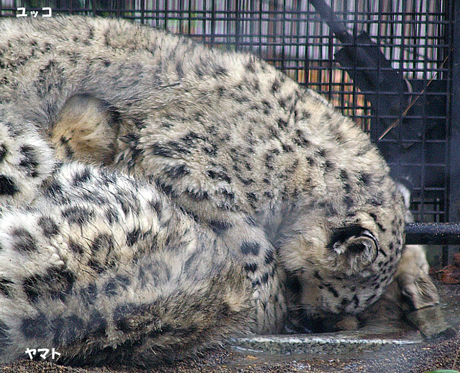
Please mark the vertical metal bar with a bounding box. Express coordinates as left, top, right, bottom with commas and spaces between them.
259, 0, 264, 57
209, 0, 215, 46
448, 1, 460, 222
280, 0, 286, 72
187, 0, 192, 35
325, 1, 335, 103
448, 0, 460, 265
140, 0, 145, 24
163, 0, 169, 30
294, 0, 302, 84
303, 0, 311, 86
234, 0, 240, 51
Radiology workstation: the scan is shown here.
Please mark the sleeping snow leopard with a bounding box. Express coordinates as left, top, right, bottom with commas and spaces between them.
0, 15, 434, 366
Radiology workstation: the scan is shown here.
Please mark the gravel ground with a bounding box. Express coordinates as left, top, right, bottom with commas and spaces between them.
1, 282, 459, 373
1, 335, 459, 373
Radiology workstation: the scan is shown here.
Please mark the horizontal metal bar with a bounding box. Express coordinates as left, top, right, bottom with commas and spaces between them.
405, 223, 460, 245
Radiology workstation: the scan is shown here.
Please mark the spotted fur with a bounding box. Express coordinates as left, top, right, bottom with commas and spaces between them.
0, 16, 408, 365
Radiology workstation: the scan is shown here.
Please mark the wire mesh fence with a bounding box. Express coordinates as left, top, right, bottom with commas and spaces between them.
0, 0, 456, 252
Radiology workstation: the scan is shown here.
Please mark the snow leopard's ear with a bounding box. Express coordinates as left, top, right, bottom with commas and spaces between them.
51, 94, 121, 165
327, 225, 379, 273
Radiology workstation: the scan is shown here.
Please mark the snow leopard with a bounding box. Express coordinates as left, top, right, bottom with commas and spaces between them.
0, 15, 427, 366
